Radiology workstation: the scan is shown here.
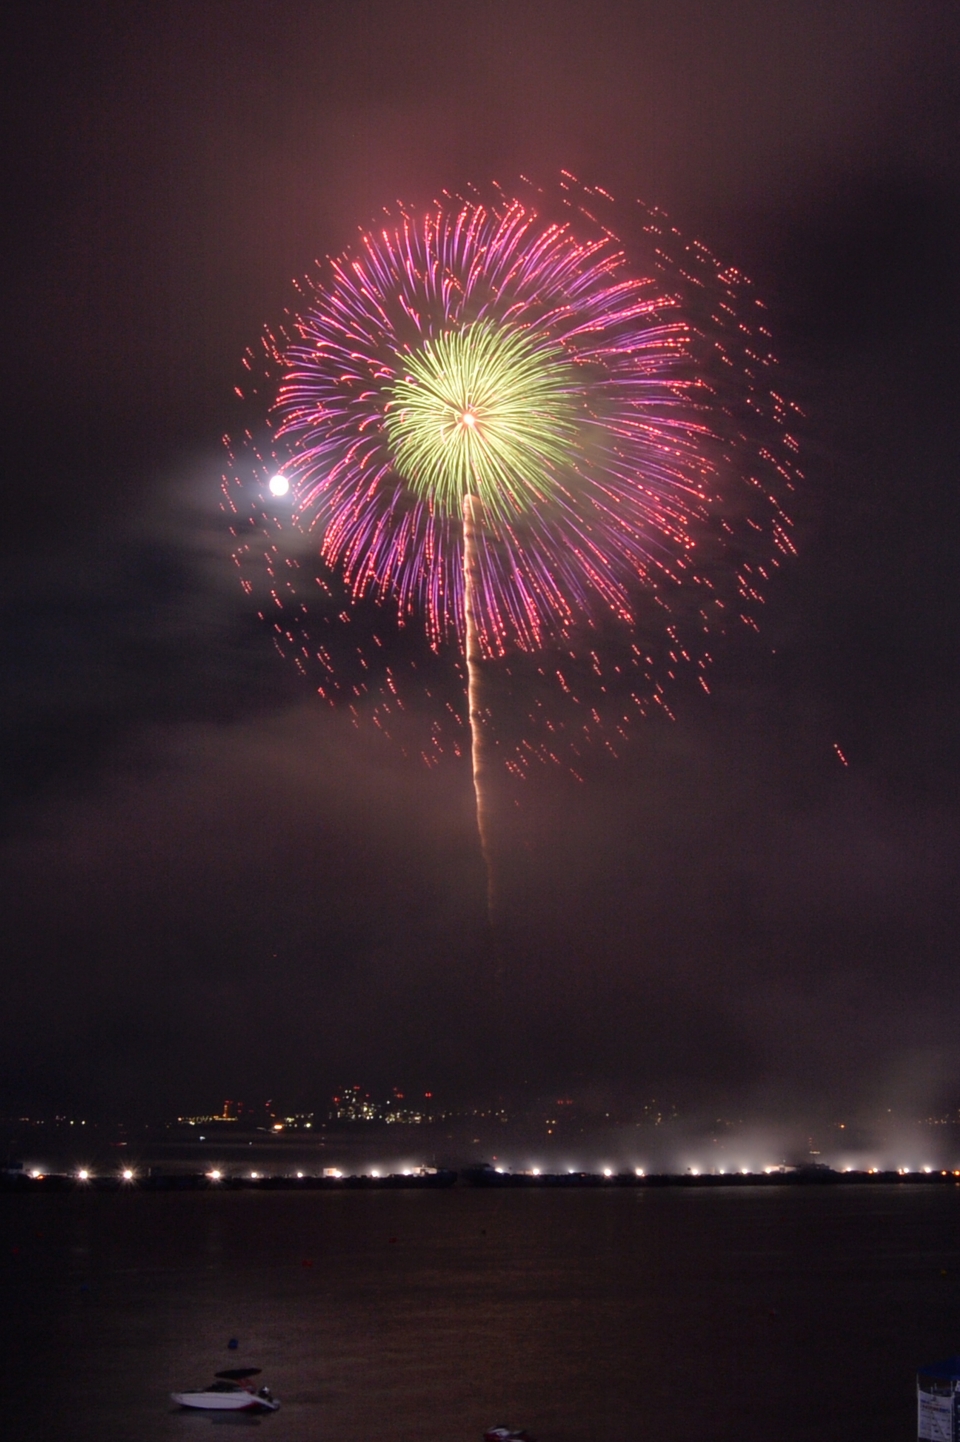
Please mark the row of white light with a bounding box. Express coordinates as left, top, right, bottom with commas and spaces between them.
35, 1167, 138, 1181
44, 1162, 955, 1182
486, 1163, 953, 1177
207, 1167, 409, 1181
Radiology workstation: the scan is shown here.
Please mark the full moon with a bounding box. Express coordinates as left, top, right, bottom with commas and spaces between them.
268, 473, 290, 497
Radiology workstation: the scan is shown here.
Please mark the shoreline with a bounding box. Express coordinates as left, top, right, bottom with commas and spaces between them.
4, 1165, 959, 1193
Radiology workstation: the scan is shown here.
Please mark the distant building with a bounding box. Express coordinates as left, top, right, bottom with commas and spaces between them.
330, 1086, 380, 1122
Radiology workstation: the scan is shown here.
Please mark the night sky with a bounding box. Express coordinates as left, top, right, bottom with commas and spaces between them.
3, 0, 959, 1130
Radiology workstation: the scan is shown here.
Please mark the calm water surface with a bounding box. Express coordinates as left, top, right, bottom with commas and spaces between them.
2, 1185, 958, 1440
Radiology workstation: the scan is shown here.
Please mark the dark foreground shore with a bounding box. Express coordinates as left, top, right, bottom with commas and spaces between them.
3, 1182, 956, 1441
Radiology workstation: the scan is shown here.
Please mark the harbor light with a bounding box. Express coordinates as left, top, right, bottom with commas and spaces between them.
603, 1168, 613, 1178
77, 1168, 90, 1182
635, 1168, 645, 1177
208, 1169, 222, 1182
121, 1168, 135, 1181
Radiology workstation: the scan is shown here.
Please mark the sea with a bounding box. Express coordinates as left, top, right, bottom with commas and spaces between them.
2, 1183, 955, 1441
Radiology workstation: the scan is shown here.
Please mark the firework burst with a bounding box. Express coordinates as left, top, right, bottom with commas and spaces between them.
223, 176, 798, 800
272, 188, 736, 657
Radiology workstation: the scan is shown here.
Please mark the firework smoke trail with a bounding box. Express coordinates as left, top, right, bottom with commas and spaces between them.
462, 492, 495, 916
223, 176, 799, 922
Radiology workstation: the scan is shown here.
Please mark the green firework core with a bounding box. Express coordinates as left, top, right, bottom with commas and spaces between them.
383, 319, 582, 521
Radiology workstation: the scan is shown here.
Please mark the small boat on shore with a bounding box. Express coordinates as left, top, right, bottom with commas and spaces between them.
171, 1367, 280, 1412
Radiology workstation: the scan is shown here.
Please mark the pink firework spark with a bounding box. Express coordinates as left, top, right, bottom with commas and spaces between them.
223, 177, 799, 778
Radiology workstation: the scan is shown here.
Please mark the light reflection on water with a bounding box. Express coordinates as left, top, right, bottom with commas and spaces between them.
2, 1185, 959, 1441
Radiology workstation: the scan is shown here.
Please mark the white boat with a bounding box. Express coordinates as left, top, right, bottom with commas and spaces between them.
171, 1367, 280, 1412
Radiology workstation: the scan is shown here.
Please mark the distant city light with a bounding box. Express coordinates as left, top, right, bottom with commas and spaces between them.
635, 1167, 645, 1177
603, 1168, 613, 1178
531, 1167, 541, 1176
370, 1169, 380, 1178
208, 1169, 222, 1181
268, 473, 290, 497
77, 1169, 90, 1181
250, 1171, 260, 1179
121, 1168, 134, 1181
30, 1169, 42, 1179
296, 1171, 304, 1179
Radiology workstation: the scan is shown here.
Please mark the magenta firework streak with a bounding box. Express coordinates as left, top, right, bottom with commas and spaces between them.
273, 197, 726, 654
224, 178, 798, 775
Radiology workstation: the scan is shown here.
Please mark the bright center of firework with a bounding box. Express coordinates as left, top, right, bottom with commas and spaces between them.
268, 473, 290, 497
383, 319, 582, 522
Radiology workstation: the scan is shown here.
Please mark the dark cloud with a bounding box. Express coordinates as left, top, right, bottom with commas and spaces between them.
2, 0, 960, 1130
